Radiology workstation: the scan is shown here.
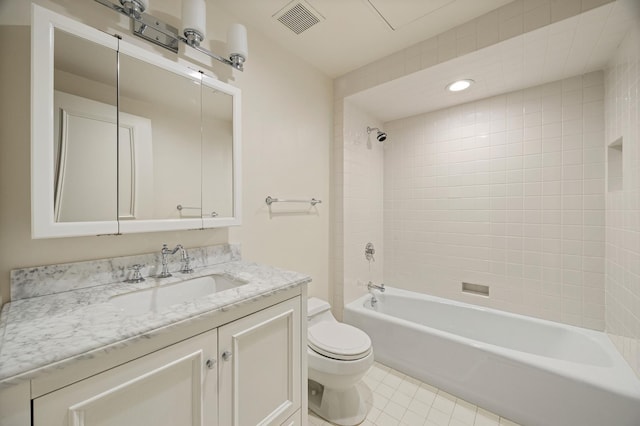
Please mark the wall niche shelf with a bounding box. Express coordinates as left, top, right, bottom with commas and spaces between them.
608, 137, 623, 193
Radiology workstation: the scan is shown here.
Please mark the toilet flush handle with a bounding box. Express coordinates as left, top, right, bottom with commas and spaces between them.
222, 350, 233, 361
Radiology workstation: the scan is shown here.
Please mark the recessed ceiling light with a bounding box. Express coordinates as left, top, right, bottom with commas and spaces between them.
446, 79, 474, 92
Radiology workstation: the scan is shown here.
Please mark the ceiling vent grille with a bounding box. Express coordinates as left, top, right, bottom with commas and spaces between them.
274, 1, 324, 35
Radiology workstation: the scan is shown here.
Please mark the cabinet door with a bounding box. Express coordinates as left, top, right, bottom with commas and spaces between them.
33, 329, 218, 426
219, 297, 301, 426
280, 409, 302, 426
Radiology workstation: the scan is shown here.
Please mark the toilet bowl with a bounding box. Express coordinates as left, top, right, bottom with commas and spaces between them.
307, 297, 374, 426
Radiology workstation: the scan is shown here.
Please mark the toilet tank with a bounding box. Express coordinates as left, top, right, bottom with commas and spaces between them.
307, 297, 336, 326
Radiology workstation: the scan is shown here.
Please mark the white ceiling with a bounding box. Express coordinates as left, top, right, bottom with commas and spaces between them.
348, 1, 636, 123
215, 0, 513, 77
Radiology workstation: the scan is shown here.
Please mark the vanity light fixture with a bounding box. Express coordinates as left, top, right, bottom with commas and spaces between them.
93, 0, 248, 71
446, 79, 474, 92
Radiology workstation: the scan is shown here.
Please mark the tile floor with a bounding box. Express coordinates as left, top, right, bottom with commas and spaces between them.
308, 362, 521, 426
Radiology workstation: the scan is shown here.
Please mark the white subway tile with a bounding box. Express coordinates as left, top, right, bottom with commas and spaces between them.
562, 119, 583, 136
562, 103, 583, 121
563, 195, 584, 210
476, 10, 500, 49
583, 85, 605, 103
543, 181, 562, 195
543, 166, 562, 182
562, 149, 583, 165
584, 226, 605, 242
562, 134, 582, 151
562, 76, 584, 93
524, 2, 551, 31
583, 147, 605, 164
563, 165, 584, 180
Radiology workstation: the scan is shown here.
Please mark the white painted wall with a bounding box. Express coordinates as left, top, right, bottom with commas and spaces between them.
0, 0, 332, 304
604, 14, 640, 377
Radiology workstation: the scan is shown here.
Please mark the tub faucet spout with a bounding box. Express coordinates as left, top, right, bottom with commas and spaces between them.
367, 282, 384, 307
367, 282, 385, 292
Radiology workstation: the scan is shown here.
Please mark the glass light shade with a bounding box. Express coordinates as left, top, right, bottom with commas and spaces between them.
182, 0, 206, 39
227, 23, 248, 60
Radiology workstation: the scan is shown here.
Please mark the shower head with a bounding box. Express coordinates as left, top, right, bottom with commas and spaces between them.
367, 126, 387, 142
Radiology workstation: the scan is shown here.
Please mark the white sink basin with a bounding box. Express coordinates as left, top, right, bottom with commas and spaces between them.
110, 274, 247, 316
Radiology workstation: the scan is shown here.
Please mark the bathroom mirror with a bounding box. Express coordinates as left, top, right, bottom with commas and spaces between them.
116, 44, 203, 233
52, 29, 119, 223
32, 5, 241, 238
201, 75, 236, 222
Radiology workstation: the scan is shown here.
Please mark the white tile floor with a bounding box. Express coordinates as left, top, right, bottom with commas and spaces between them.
308, 362, 521, 426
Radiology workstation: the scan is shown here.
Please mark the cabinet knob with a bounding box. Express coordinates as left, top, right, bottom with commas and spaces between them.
222, 351, 233, 361
205, 358, 216, 369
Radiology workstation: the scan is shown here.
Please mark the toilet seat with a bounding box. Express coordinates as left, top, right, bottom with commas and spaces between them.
308, 322, 371, 361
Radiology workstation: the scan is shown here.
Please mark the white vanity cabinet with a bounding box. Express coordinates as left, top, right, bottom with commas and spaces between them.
31, 296, 304, 426
219, 297, 301, 425
33, 329, 219, 426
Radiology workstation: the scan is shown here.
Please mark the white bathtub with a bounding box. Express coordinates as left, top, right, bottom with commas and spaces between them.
343, 287, 640, 426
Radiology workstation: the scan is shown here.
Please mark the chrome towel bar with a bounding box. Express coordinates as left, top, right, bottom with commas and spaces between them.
177, 205, 218, 217
265, 196, 322, 206
176, 205, 199, 211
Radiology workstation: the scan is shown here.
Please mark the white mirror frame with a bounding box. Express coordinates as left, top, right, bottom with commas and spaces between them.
32, 4, 119, 238
31, 5, 242, 238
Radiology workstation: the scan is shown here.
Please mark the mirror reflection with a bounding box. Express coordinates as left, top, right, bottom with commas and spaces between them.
202, 81, 234, 218
118, 53, 202, 221
53, 28, 118, 222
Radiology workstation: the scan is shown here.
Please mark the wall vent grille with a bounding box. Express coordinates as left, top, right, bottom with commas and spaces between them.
274, 1, 324, 35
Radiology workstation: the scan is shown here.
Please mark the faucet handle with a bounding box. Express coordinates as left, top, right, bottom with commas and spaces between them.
181, 256, 194, 274
125, 264, 146, 283
365, 242, 375, 262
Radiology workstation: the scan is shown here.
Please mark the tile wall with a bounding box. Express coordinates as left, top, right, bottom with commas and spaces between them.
341, 102, 385, 307
605, 21, 640, 376
332, 0, 613, 319
383, 73, 606, 330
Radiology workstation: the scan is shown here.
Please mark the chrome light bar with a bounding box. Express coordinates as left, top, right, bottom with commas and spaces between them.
93, 0, 246, 71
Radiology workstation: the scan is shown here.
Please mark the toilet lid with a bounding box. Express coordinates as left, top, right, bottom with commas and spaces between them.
308, 322, 372, 361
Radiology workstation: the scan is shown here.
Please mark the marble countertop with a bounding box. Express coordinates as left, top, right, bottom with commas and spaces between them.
0, 260, 310, 389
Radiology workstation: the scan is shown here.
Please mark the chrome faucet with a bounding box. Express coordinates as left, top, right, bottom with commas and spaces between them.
179, 246, 193, 274
367, 282, 385, 292
367, 281, 385, 307
156, 243, 183, 278
125, 264, 146, 283
365, 243, 375, 262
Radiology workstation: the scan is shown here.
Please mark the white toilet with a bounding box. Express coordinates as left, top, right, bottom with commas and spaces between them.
307, 297, 374, 426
